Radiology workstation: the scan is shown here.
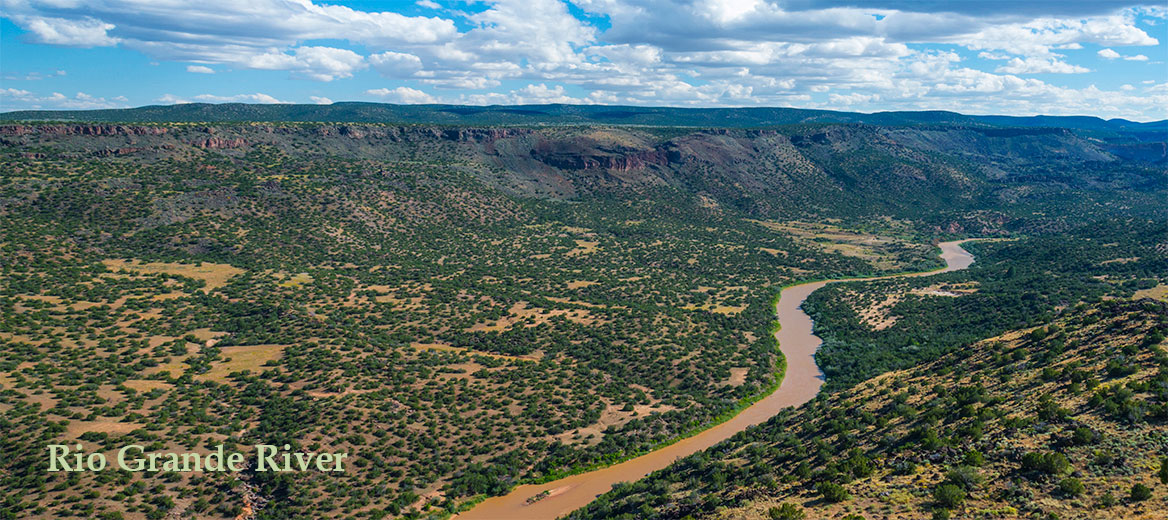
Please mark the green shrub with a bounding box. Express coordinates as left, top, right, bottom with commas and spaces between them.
1098, 492, 1117, 507
945, 466, 984, 490
1129, 483, 1152, 501
817, 482, 850, 503
1057, 477, 1084, 497
1070, 427, 1098, 445
933, 484, 966, 508
1020, 452, 1070, 476
767, 503, 805, 520
963, 450, 985, 467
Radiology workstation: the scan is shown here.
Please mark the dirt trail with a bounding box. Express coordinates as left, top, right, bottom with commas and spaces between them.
455, 240, 978, 520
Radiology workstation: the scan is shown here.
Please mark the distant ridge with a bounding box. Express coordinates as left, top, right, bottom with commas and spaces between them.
2, 102, 1165, 136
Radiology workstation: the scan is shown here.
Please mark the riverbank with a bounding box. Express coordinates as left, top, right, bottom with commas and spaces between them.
455, 241, 978, 520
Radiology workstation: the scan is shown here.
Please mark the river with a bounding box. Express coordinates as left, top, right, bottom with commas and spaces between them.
456, 240, 977, 520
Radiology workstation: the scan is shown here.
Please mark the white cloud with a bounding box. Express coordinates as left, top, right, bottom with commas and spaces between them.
2, 0, 1165, 119
1, 89, 128, 110
1097, 48, 1150, 61
1, 88, 35, 99
828, 92, 879, 105
3, 0, 453, 80
246, 46, 366, 81
366, 87, 436, 104
157, 93, 285, 105
186, 65, 215, 74
156, 94, 190, 104
2, 69, 68, 81
995, 57, 1089, 74
310, 96, 333, 104
369, 51, 424, 77
190, 93, 287, 104
948, 15, 1158, 57
19, 16, 118, 47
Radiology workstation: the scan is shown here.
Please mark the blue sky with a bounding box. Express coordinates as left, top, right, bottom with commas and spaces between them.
1, 1, 1166, 120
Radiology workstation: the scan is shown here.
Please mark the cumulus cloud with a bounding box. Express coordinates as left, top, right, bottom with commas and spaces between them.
2, 0, 1165, 119
995, 57, 1090, 74
369, 51, 424, 77
1, 88, 128, 110
18, 16, 118, 47
186, 65, 214, 74
157, 92, 286, 104
310, 96, 333, 104
246, 46, 366, 81
3, 0, 452, 81
192, 93, 286, 104
2, 69, 67, 81
1100, 48, 1151, 60
366, 87, 436, 104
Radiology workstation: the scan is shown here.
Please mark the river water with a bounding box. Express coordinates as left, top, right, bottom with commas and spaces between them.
456, 240, 977, 520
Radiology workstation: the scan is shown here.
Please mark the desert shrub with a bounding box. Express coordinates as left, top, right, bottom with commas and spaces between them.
1129, 483, 1152, 501
946, 466, 984, 490
1098, 492, 1117, 507
963, 450, 985, 467
767, 503, 805, 520
1057, 477, 1084, 497
1070, 427, 1098, 445
933, 484, 966, 508
1020, 452, 1070, 476
817, 482, 850, 503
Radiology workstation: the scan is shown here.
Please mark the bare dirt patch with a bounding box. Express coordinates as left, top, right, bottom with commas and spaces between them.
122, 379, 172, 392
410, 342, 540, 363
725, 367, 749, 386
682, 303, 748, 315
1134, 284, 1168, 301
197, 344, 287, 382
566, 240, 599, 257
466, 302, 596, 332
65, 419, 145, 438
102, 259, 243, 292
749, 219, 929, 271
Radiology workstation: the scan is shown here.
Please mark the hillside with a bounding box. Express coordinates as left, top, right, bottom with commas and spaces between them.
0, 120, 1165, 519
0, 122, 944, 519
2, 103, 1165, 140
3, 122, 1164, 224
568, 298, 1168, 520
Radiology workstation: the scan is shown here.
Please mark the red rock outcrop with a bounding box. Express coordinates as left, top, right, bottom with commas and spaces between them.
190, 137, 247, 149
0, 124, 169, 136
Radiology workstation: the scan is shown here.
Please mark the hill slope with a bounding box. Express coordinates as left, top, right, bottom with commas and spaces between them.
569, 298, 1168, 520
3, 122, 1164, 225
2, 103, 1165, 139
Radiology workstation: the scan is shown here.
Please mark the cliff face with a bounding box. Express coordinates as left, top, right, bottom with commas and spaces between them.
2, 122, 1161, 220
190, 137, 247, 149
0, 124, 169, 136
531, 143, 672, 172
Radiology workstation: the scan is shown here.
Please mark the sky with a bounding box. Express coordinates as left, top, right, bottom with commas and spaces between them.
1, 0, 1166, 120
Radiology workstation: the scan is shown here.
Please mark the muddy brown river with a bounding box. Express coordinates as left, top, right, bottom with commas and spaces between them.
456, 240, 977, 520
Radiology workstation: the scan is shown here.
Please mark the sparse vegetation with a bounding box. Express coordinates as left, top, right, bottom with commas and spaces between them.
1, 119, 1164, 519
